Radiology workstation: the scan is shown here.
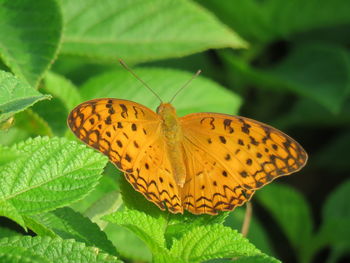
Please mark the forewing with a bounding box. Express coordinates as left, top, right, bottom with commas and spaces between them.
68, 98, 182, 213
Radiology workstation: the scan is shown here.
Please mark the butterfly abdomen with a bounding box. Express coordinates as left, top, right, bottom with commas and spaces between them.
157, 103, 186, 188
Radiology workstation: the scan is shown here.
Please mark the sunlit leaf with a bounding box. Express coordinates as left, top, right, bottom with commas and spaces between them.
80, 68, 242, 116
60, 0, 247, 63
0, 236, 122, 263
0, 71, 51, 123
27, 207, 117, 256
0, 0, 62, 87
170, 224, 261, 262
0, 137, 107, 223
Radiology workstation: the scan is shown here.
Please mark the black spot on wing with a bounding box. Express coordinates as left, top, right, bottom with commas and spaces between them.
223, 119, 234, 133
239, 118, 251, 134
120, 104, 128, 118
250, 136, 259, 146
240, 171, 248, 178
125, 154, 132, 162
131, 123, 137, 131
105, 116, 112, 125
108, 107, 115, 114
219, 136, 226, 144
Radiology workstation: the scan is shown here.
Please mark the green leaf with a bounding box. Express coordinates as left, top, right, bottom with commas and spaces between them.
225, 207, 275, 256
153, 253, 181, 263
256, 184, 313, 262
234, 254, 281, 263
118, 172, 229, 246
314, 132, 350, 173
223, 43, 350, 114
0, 146, 21, 166
0, 246, 49, 263
14, 110, 53, 137
80, 68, 242, 116
59, 0, 246, 64
43, 71, 82, 111
22, 216, 56, 238
0, 137, 107, 219
0, 226, 20, 239
104, 209, 167, 253
0, 70, 51, 123
267, 44, 350, 114
326, 245, 350, 263
115, 176, 176, 260
0, 127, 29, 146
26, 207, 117, 256
170, 224, 261, 263
33, 72, 82, 136
0, 0, 62, 87
70, 164, 120, 214
84, 191, 122, 230
0, 200, 26, 231
31, 97, 69, 136
104, 224, 152, 262
104, 209, 174, 262
0, 236, 122, 263
51, 55, 116, 85
272, 98, 350, 129
200, 0, 350, 43
317, 179, 350, 258
164, 211, 229, 247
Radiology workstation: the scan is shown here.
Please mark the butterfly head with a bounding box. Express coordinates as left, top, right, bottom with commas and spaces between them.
157, 103, 177, 119
157, 102, 181, 131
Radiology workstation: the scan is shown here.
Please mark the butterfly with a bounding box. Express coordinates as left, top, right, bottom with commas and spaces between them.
67, 97, 307, 215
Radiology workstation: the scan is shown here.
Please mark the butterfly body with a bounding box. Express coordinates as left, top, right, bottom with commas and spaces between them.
68, 98, 307, 215
157, 103, 186, 187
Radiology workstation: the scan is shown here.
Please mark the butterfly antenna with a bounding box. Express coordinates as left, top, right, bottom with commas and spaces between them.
169, 69, 201, 103
119, 59, 163, 103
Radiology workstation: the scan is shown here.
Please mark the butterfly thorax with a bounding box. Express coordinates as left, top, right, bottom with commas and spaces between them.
157, 103, 186, 188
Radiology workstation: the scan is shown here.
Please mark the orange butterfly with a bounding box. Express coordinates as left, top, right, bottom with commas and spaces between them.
67, 69, 307, 215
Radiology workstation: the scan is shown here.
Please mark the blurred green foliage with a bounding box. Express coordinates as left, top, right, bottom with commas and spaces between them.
0, 0, 349, 262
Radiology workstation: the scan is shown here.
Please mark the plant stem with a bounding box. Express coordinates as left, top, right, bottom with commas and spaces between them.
241, 202, 253, 237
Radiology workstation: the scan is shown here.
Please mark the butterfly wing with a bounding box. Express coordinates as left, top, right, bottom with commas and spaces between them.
68, 98, 182, 213
181, 140, 255, 215
180, 113, 308, 215
124, 136, 183, 213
